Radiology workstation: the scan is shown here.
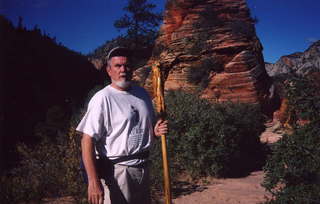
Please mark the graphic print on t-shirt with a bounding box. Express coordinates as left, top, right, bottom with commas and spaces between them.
127, 105, 144, 151
131, 105, 139, 124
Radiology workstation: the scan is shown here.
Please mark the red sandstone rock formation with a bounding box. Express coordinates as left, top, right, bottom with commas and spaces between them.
146, 0, 272, 104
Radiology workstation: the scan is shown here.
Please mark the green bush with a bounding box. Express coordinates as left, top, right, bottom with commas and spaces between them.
0, 107, 87, 204
284, 75, 320, 123
262, 74, 320, 204
0, 83, 109, 203
187, 57, 224, 88
263, 122, 320, 204
150, 90, 266, 195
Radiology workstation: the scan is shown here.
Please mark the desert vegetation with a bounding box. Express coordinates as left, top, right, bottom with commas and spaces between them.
0, 87, 269, 203
262, 74, 320, 204
150, 90, 268, 198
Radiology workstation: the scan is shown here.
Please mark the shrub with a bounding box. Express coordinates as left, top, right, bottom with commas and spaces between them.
0, 83, 109, 203
0, 128, 87, 203
262, 74, 320, 204
263, 122, 320, 204
284, 75, 320, 123
187, 57, 223, 88
150, 90, 266, 195
0, 107, 87, 204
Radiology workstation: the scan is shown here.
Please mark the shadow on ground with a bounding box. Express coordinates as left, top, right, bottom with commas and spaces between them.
172, 181, 208, 197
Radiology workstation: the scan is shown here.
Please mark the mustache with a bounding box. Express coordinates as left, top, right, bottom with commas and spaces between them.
120, 73, 132, 78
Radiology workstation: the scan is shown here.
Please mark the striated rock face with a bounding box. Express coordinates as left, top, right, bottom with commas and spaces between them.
146, 0, 272, 104
265, 40, 320, 77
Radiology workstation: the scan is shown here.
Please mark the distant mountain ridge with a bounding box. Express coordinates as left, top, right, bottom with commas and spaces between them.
265, 40, 320, 76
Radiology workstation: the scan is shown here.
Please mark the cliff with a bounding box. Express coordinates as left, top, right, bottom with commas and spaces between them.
142, 0, 272, 104
264, 41, 320, 127
265, 40, 320, 77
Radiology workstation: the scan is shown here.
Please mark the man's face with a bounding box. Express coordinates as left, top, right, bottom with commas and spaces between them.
107, 56, 132, 86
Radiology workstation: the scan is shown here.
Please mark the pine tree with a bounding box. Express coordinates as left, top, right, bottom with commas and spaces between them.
114, 0, 162, 49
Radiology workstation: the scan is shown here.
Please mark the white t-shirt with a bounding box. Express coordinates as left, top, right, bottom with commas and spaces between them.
76, 85, 155, 165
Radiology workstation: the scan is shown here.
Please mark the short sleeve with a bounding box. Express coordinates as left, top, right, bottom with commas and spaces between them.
76, 93, 105, 140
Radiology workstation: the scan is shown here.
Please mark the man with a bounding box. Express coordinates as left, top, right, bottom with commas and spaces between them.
76, 47, 168, 204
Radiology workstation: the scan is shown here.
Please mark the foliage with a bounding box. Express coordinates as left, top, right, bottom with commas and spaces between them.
150, 90, 267, 195
263, 123, 320, 204
88, 0, 163, 70
0, 82, 107, 203
271, 73, 292, 98
187, 57, 224, 88
0, 108, 87, 203
284, 75, 320, 123
1, 15, 104, 171
262, 74, 320, 203
3, 131, 87, 204
114, 0, 162, 50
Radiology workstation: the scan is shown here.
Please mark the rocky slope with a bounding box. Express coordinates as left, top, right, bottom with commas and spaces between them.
143, 0, 272, 104
265, 40, 320, 77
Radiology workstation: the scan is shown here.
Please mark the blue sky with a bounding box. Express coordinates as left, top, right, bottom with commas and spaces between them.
1, 0, 319, 63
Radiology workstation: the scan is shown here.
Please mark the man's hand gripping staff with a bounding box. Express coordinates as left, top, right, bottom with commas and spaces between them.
152, 62, 172, 204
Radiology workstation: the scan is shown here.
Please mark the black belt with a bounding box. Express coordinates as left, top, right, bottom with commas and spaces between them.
105, 151, 150, 165
80, 151, 150, 183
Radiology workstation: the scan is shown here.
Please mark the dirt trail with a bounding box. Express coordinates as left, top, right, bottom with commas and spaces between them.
173, 171, 270, 204
172, 121, 282, 204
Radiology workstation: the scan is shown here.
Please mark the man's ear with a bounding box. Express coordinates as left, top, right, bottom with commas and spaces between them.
106, 66, 111, 75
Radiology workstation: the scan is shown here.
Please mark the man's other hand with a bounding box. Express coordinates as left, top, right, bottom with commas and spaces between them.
88, 180, 104, 204
154, 119, 168, 137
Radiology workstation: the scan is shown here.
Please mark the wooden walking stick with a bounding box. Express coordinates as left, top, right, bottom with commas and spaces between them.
152, 62, 172, 204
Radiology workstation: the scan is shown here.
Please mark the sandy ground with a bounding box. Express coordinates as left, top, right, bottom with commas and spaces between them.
172, 171, 271, 204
